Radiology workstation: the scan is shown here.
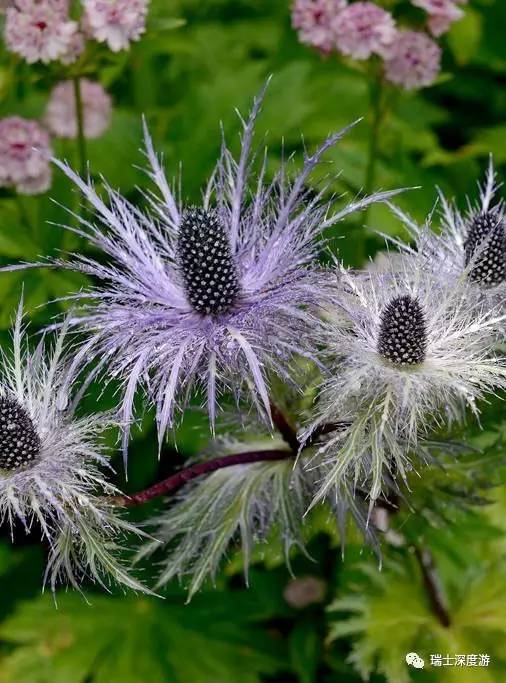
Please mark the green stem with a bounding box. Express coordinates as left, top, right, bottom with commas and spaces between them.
364, 74, 384, 199
353, 73, 385, 267
16, 195, 34, 235
72, 76, 87, 180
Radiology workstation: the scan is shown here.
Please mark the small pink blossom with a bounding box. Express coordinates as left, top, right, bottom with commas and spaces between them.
45, 80, 112, 140
0, 117, 52, 195
292, 0, 347, 54
4, 0, 79, 64
60, 31, 86, 64
333, 2, 396, 60
384, 30, 442, 90
412, 0, 466, 37
82, 0, 149, 52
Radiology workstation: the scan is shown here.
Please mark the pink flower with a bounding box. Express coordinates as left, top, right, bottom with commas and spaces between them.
45, 80, 112, 140
60, 31, 86, 64
4, 0, 79, 64
82, 0, 149, 52
0, 117, 52, 195
332, 2, 396, 60
384, 30, 442, 90
411, 0, 466, 37
292, 0, 347, 53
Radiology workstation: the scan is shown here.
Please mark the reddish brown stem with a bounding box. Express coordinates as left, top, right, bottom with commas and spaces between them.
114, 448, 293, 507
414, 546, 451, 627
270, 401, 300, 453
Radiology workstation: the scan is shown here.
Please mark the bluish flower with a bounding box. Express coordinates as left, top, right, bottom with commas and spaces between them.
49, 87, 402, 458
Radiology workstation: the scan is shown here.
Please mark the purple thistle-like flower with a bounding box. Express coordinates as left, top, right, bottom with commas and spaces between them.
45, 87, 402, 461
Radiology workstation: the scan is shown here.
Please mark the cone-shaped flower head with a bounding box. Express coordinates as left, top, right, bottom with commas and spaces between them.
48, 86, 403, 461
0, 303, 147, 593
303, 255, 506, 506
176, 207, 240, 316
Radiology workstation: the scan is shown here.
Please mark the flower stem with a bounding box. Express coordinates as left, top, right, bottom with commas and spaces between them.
16, 195, 34, 234
114, 449, 294, 507
270, 401, 300, 453
364, 73, 384, 199
72, 76, 87, 179
113, 407, 349, 508
414, 545, 451, 627
354, 71, 385, 266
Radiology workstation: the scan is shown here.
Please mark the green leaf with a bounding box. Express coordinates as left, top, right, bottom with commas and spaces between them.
328, 558, 506, 683
290, 619, 321, 683
448, 9, 484, 66
0, 590, 288, 683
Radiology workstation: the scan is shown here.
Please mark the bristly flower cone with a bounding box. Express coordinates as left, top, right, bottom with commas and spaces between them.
464, 212, 506, 287
377, 295, 427, 366
0, 396, 41, 470
177, 207, 239, 316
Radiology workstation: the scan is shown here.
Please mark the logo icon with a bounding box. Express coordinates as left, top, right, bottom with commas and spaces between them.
406, 652, 425, 669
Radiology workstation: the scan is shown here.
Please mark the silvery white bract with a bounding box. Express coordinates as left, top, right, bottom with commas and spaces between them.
49, 85, 403, 460
0, 304, 147, 593
303, 254, 506, 508
388, 158, 506, 304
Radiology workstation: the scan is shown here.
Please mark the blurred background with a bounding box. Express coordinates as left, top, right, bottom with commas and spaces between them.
0, 1, 505, 681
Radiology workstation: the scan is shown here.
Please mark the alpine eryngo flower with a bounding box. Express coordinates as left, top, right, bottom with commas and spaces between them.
48, 87, 403, 459
45, 79, 112, 140
291, 0, 347, 53
332, 2, 396, 60
82, 0, 149, 52
384, 30, 442, 90
0, 304, 147, 593
388, 159, 506, 305
303, 255, 506, 506
412, 0, 466, 37
0, 116, 52, 195
4, 0, 79, 64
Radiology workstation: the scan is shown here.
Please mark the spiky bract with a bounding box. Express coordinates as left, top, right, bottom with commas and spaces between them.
0, 304, 147, 594
387, 158, 506, 307
138, 435, 376, 598
49, 86, 403, 459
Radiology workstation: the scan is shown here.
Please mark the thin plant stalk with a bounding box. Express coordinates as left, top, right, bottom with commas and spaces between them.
355, 71, 386, 266
72, 76, 87, 180
364, 73, 385, 199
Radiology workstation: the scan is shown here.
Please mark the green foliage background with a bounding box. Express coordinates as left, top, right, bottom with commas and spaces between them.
0, 1, 505, 682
